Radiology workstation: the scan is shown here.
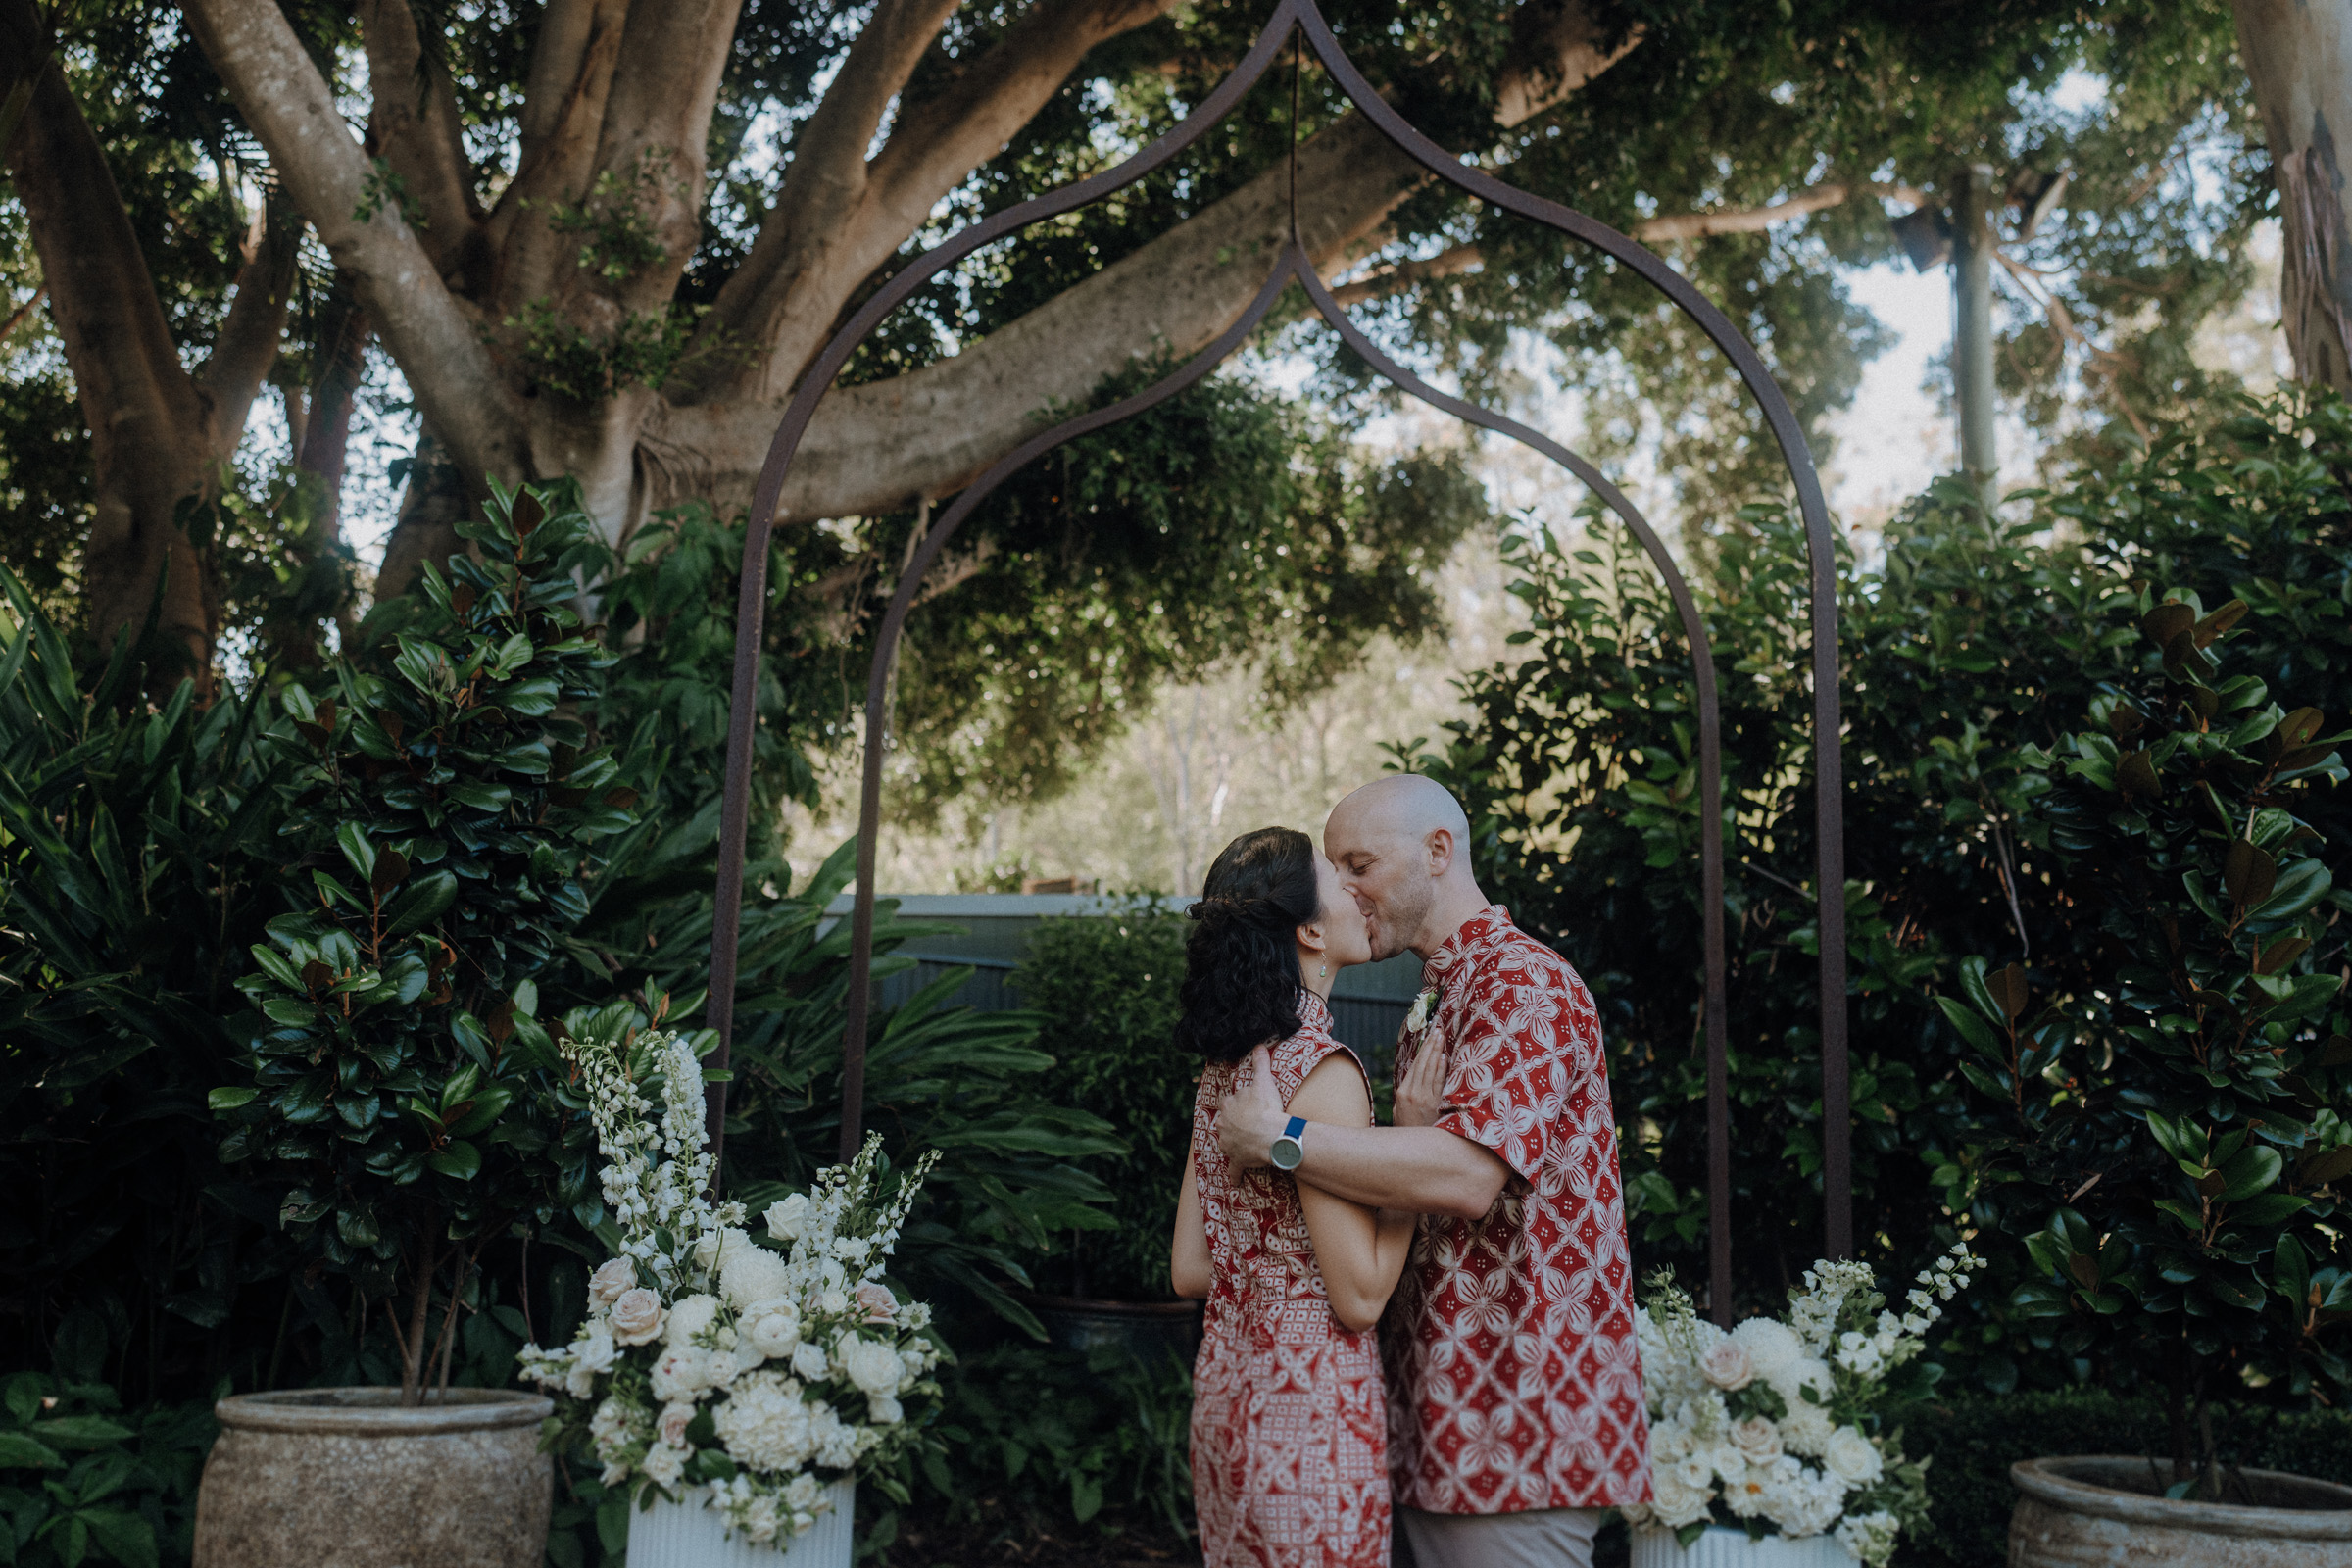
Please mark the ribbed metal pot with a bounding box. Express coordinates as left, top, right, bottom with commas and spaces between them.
192, 1387, 552, 1568
2010, 1455, 2352, 1567
626, 1479, 855, 1568
1629, 1525, 1854, 1568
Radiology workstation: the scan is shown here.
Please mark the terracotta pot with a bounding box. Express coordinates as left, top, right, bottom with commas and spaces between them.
2010, 1455, 2352, 1567
627, 1478, 855, 1567
192, 1387, 552, 1568
1629, 1524, 1853, 1566
1015, 1291, 1201, 1362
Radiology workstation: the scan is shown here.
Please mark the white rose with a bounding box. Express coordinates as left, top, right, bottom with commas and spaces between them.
609, 1288, 665, 1346
1730, 1317, 1802, 1381
658, 1401, 694, 1446
814, 1287, 849, 1316
640, 1443, 685, 1487
867, 1394, 904, 1425
1703, 1445, 1748, 1485
721, 1246, 793, 1311
572, 1322, 618, 1376
692, 1229, 726, 1271
1699, 1338, 1754, 1391
840, 1334, 905, 1396
666, 1293, 722, 1347
1647, 1464, 1712, 1530
742, 1299, 803, 1359
792, 1342, 830, 1381
785, 1473, 821, 1512
765, 1193, 813, 1241
1730, 1416, 1782, 1462
589, 1258, 636, 1306
650, 1346, 712, 1401
564, 1363, 598, 1399
1822, 1426, 1884, 1487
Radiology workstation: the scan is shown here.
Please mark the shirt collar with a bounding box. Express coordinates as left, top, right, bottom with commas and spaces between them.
1421, 905, 1514, 986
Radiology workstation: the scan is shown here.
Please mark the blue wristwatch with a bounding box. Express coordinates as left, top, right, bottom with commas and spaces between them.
1269, 1115, 1308, 1171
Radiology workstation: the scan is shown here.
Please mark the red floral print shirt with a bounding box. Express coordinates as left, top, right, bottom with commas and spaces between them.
1380, 906, 1652, 1514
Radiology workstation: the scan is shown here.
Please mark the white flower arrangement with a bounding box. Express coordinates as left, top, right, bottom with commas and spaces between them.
1404, 987, 1439, 1036
517, 1023, 943, 1549
1622, 1242, 1982, 1565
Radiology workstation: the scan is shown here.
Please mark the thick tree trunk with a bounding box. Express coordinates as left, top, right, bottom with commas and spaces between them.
2233, 0, 2352, 392
0, 0, 283, 687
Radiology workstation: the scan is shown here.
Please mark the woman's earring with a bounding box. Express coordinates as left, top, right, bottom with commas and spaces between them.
1318, 961, 1328, 979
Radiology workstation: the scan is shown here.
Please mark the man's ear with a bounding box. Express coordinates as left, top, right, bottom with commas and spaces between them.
1426, 827, 1457, 877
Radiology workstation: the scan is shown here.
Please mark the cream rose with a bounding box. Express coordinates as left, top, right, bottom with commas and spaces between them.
853, 1282, 898, 1324
1730, 1416, 1783, 1462
1699, 1338, 1755, 1391
609, 1288, 665, 1346
1822, 1426, 1884, 1487
589, 1258, 636, 1306
657, 1401, 694, 1446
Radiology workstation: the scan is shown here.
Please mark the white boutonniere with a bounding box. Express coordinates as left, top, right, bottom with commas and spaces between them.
1404, 987, 1439, 1036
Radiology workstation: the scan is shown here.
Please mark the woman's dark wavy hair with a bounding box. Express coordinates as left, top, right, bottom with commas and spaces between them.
1174, 826, 1322, 1064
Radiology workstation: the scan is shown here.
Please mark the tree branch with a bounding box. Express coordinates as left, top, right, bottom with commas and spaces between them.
646, 0, 1636, 515
183, 0, 527, 487
359, 0, 489, 287
1327, 181, 1933, 304
200, 203, 298, 459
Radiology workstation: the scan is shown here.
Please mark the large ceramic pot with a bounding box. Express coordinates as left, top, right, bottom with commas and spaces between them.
627, 1479, 856, 1568
1630, 1524, 1853, 1567
1017, 1291, 1201, 1363
191, 1388, 552, 1568
2010, 1455, 2352, 1567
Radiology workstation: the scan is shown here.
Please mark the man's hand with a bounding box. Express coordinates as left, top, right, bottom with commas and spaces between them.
1394, 1038, 1447, 1128
1215, 1045, 1287, 1169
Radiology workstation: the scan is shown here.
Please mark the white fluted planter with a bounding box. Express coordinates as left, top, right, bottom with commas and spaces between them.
626, 1481, 855, 1568
1630, 1525, 1854, 1568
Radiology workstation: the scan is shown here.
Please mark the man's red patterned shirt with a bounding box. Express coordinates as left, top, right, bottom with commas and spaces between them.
1380, 906, 1652, 1514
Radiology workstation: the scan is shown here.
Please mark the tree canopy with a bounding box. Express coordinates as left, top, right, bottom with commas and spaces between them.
0, 0, 2279, 813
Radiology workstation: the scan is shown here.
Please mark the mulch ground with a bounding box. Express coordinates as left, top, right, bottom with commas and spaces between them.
884, 1510, 1200, 1568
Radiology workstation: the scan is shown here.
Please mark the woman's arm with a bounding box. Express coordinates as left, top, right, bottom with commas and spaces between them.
1289, 1054, 1418, 1332
1170, 1145, 1211, 1299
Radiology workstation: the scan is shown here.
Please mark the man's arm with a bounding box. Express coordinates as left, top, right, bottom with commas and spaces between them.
1216, 1044, 1510, 1220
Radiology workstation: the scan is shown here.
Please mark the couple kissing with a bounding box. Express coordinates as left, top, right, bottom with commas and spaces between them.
1164, 774, 1652, 1568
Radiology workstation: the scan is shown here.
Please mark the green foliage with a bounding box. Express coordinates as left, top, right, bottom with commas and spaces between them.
1008, 908, 1192, 1301
875, 1343, 1192, 1558
1408, 390, 2352, 1415
0, 1378, 215, 1568
502, 298, 711, 403
214, 481, 641, 1358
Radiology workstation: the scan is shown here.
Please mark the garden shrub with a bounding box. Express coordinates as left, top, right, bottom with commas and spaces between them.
1893, 1389, 2352, 1567
1009, 907, 1192, 1300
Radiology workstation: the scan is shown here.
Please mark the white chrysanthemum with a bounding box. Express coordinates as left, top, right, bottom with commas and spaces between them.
667, 1293, 722, 1347
1767, 1355, 1835, 1409
1730, 1316, 1802, 1381
712, 1371, 817, 1474
722, 1245, 793, 1310
1779, 1397, 1835, 1457
840, 1334, 906, 1396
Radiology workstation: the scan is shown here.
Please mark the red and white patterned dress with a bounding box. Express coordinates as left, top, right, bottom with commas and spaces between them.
1191, 991, 1391, 1568
1382, 906, 1652, 1515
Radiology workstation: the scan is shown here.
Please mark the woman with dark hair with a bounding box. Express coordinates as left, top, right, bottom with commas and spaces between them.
1168, 826, 1428, 1568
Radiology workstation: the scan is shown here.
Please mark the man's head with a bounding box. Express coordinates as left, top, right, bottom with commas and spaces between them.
1323, 774, 1485, 960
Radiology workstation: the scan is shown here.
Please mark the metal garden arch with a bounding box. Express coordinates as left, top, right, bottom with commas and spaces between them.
702, 0, 1855, 1311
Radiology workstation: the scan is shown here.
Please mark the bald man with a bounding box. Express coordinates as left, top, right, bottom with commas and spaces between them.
1217, 775, 1651, 1568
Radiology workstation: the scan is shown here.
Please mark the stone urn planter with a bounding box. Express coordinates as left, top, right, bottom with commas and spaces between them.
1015, 1289, 1202, 1363
1630, 1525, 1853, 1567
627, 1478, 856, 1567
2010, 1455, 2352, 1567
192, 1388, 552, 1568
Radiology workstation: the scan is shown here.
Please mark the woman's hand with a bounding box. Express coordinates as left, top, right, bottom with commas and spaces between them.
1394, 1039, 1447, 1128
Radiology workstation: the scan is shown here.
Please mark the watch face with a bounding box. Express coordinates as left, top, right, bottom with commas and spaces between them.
1269, 1136, 1304, 1171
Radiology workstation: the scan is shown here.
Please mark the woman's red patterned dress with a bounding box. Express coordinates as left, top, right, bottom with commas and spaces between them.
1190, 990, 1391, 1568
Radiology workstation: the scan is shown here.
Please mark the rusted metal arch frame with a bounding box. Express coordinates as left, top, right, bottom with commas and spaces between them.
705, 0, 1853, 1277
